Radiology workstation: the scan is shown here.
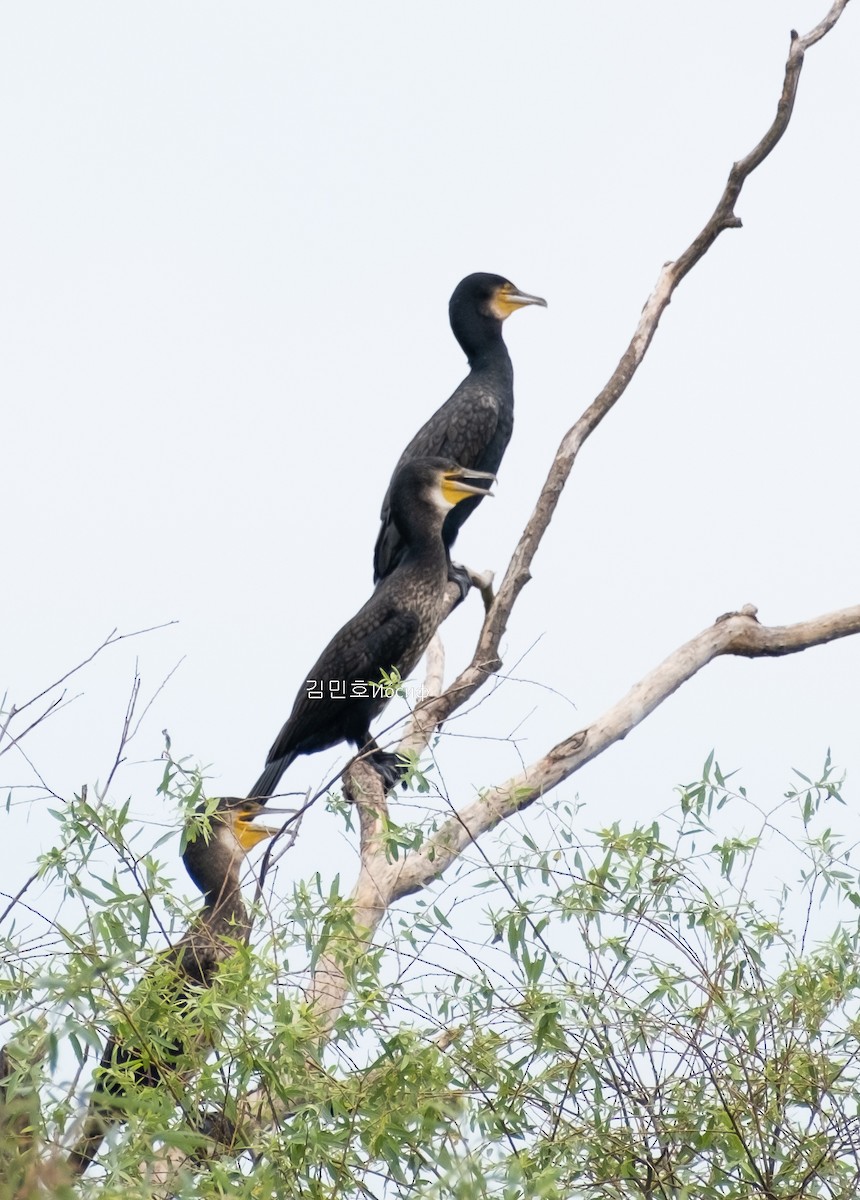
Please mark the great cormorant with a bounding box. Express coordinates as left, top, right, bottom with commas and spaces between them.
373, 273, 545, 584
248, 458, 495, 801
67, 797, 279, 1176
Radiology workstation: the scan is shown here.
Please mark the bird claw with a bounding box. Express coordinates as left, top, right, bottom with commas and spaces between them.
448, 561, 472, 606
448, 562, 495, 612
470, 568, 495, 613
369, 750, 409, 791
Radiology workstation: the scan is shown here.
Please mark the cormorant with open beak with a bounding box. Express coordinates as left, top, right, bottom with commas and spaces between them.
248, 458, 495, 801
373, 273, 545, 586
67, 797, 280, 1176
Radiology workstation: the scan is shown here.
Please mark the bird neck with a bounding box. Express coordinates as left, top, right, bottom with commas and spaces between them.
201, 876, 245, 925
452, 309, 511, 373
467, 341, 513, 379
184, 845, 244, 920
395, 528, 450, 576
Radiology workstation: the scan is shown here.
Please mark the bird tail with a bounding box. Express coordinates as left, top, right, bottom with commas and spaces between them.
248, 751, 296, 802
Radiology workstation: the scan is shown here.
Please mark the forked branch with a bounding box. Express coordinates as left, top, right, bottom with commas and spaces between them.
389, 602, 860, 900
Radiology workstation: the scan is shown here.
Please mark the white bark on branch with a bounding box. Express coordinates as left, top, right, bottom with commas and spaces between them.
387, 602, 860, 901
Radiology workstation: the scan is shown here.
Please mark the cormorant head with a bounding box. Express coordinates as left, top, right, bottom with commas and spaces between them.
182, 797, 280, 901
449, 273, 546, 363
389, 458, 495, 544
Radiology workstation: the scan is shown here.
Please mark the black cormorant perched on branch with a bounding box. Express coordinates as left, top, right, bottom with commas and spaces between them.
67, 797, 279, 1176
248, 458, 495, 801
373, 272, 545, 585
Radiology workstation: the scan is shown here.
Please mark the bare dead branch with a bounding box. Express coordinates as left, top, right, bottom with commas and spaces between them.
0, 623, 178, 779
1, 622, 177, 737
129, 656, 186, 742
409, 0, 853, 746
397, 633, 445, 759
388, 603, 860, 901
302, 637, 453, 1036
98, 667, 142, 798
0, 695, 67, 762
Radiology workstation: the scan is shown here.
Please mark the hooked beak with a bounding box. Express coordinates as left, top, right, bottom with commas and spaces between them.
505, 289, 547, 310
441, 466, 496, 506
235, 804, 291, 849
491, 285, 547, 320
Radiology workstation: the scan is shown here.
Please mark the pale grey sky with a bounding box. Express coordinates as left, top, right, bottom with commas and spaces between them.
2, 2, 858, 911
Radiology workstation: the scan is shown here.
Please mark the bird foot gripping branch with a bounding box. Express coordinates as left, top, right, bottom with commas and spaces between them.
469, 567, 495, 613
447, 562, 496, 612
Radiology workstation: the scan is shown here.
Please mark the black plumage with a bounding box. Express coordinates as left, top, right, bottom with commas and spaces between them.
248, 458, 495, 801
373, 272, 545, 583
67, 798, 278, 1176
